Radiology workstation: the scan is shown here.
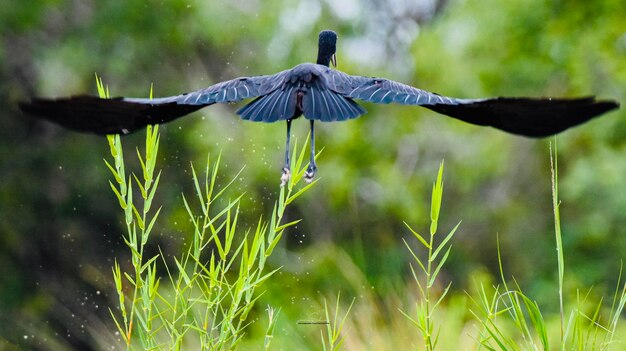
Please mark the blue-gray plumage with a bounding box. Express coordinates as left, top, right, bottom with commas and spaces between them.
19, 30, 620, 184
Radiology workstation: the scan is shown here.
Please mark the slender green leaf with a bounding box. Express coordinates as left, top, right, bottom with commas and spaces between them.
286, 179, 318, 205
404, 221, 430, 248
432, 282, 452, 312
104, 159, 123, 184
125, 178, 133, 226
428, 246, 451, 288
132, 204, 145, 230
133, 173, 147, 200
274, 219, 301, 232
430, 160, 444, 226
403, 238, 427, 274
265, 230, 283, 258
431, 221, 461, 262
109, 181, 127, 209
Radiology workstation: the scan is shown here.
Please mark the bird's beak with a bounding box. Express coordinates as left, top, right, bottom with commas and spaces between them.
331, 54, 337, 67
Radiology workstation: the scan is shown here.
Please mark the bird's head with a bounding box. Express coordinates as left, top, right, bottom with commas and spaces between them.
317, 30, 337, 67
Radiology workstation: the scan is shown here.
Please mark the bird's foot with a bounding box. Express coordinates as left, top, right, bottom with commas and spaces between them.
280, 167, 291, 187
304, 165, 317, 183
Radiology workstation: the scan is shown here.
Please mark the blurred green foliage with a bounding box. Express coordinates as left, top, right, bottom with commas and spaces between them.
1, 0, 625, 349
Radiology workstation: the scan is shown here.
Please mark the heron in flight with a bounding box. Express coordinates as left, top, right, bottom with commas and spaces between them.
20, 30, 619, 186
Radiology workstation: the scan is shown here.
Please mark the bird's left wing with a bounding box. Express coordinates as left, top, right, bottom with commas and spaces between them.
324, 70, 463, 105
324, 69, 619, 137
20, 70, 290, 135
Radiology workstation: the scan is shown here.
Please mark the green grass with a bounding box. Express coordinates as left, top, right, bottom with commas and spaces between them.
105, 129, 317, 350
401, 161, 461, 351
255, 147, 626, 351
467, 142, 626, 351
321, 293, 355, 351
99, 77, 318, 350
95, 76, 626, 350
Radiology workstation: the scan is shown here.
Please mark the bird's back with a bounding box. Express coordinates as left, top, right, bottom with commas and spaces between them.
237, 63, 365, 122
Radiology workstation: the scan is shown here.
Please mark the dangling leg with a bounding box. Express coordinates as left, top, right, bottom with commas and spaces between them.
305, 119, 317, 183
281, 119, 292, 187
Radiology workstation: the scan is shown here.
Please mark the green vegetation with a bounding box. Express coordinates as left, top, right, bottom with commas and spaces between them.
101, 78, 317, 349
402, 161, 460, 351
106, 129, 315, 349
99, 125, 626, 349
1, 0, 625, 349
469, 143, 626, 350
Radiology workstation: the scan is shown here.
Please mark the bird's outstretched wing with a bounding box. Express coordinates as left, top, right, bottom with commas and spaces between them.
19, 70, 291, 135
325, 70, 619, 137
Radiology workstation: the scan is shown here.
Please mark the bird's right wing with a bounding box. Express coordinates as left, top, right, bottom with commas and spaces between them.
324, 69, 619, 137
20, 70, 291, 135
125, 70, 290, 106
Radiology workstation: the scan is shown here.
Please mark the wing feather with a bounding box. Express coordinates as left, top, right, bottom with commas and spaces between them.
19, 61, 618, 137
322, 68, 618, 137
126, 69, 290, 106
237, 86, 297, 122
20, 69, 292, 134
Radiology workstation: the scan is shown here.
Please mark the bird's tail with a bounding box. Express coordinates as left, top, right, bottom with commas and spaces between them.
301, 80, 366, 122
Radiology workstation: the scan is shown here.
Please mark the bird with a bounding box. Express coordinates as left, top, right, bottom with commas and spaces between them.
20, 30, 619, 186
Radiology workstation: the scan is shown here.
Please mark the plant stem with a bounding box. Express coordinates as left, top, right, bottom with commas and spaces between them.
550, 140, 565, 350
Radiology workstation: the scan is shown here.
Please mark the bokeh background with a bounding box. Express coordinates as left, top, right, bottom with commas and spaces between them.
1, 0, 625, 349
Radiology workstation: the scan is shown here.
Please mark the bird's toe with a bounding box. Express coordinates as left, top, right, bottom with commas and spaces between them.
280, 167, 291, 187
304, 165, 317, 183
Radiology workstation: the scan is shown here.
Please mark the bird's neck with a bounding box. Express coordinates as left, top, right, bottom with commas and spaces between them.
316, 53, 331, 66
